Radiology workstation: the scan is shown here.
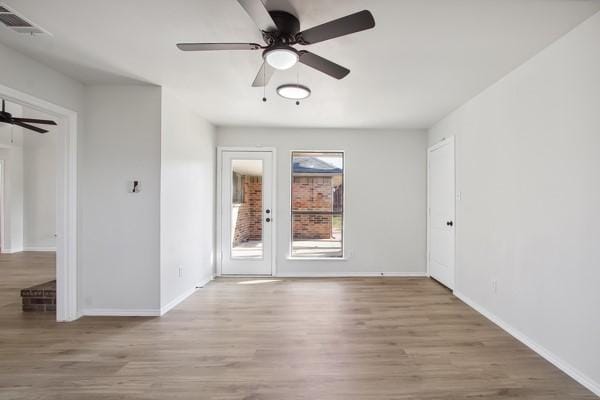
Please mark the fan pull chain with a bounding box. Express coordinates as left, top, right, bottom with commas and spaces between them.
296, 65, 301, 106
262, 64, 267, 102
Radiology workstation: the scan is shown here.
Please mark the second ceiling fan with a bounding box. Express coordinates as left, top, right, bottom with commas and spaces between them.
177, 0, 375, 87
0, 100, 57, 134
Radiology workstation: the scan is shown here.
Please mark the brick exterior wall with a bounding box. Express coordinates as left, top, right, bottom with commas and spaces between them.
233, 176, 262, 246
292, 176, 333, 239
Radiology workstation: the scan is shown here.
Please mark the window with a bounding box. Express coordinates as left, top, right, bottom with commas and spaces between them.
291, 151, 344, 258
232, 171, 244, 204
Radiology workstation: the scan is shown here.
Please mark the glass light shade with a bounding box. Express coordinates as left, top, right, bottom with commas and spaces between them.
265, 48, 299, 70
277, 84, 311, 100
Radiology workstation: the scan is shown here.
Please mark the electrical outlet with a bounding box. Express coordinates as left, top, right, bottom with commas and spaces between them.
492, 280, 498, 294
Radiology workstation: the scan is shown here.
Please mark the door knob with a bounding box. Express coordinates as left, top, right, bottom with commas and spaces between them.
266, 209, 271, 214
446, 221, 454, 226
266, 218, 271, 222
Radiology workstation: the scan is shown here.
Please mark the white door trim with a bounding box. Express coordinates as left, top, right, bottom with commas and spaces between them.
427, 136, 456, 290
216, 146, 277, 277
0, 83, 78, 322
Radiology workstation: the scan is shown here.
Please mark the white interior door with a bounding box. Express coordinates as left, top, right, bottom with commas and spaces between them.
221, 151, 273, 275
428, 138, 455, 289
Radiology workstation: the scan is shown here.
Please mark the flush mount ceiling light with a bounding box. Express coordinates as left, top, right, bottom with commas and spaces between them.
277, 84, 311, 100
264, 45, 299, 70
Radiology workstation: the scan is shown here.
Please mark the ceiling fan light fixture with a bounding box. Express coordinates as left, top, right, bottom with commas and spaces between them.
264, 46, 298, 70
277, 84, 311, 100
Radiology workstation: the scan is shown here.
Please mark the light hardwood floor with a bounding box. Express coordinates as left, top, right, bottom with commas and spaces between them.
0, 253, 595, 399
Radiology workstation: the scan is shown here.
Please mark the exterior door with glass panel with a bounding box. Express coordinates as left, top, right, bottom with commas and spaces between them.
221, 151, 273, 275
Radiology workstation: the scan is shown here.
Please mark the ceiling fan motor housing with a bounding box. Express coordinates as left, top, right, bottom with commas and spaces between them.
262, 11, 300, 46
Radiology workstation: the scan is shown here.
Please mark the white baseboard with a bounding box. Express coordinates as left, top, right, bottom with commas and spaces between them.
1, 248, 23, 254
159, 274, 215, 316
81, 276, 215, 318
276, 271, 427, 278
160, 287, 197, 316
82, 308, 160, 317
197, 274, 215, 288
23, 246, 56, 252
454, 291, 600, 397
1, 247, 56, 253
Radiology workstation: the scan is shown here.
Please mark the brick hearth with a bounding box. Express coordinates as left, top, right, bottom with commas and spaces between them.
20, 280, 56, 312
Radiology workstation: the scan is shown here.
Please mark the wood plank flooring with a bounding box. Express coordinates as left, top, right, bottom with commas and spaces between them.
0, 253, 595, 399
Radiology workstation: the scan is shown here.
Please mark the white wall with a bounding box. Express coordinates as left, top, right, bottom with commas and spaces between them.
81, 85, 162, 313
0, 145, 23, 253
0, 42, 84, 113
160, 89, 216, 312
23, 109, 57, 251
217, 127, 427, 276
0, 43, 219, 317
428, 12, 600, 394
0, 101, 24, 253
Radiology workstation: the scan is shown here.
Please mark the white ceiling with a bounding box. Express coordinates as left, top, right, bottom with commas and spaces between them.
1, 0, 599, 129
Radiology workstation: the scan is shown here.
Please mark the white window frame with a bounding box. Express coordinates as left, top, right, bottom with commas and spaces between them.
288, 150, 346, 261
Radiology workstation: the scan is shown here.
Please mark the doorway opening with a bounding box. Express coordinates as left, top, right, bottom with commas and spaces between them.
0, 103, 58, 315
0, 85, 78, 322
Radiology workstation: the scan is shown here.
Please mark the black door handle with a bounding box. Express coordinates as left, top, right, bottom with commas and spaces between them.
446, 221, 454, 226
266, 209, 271, 214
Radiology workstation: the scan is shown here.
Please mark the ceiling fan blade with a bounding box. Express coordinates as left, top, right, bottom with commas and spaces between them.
12, 121, 48, 134
298, 51, 350, 80
251, 61, 275, 87
297, 10, 375, 45
237, 0, 277, 32
12, 117, 57, 125
177, 43, 262, 51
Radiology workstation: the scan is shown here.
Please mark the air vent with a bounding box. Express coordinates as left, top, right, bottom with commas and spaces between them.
0, 4, 49, 35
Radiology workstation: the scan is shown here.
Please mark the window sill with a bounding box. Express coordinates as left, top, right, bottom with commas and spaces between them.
286, 256, 348, 261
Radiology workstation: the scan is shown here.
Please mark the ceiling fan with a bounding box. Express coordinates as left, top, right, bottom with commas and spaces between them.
0, 100, 57, 134
177, 0, 375, 87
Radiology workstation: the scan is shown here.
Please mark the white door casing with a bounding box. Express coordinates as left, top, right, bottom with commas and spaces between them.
427, 137, 455, 289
